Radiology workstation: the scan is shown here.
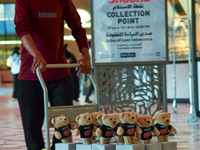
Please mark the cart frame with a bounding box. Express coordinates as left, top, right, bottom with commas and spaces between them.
36, 64, 100, 150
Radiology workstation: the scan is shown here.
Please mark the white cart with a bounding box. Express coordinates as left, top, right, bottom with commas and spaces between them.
36, 64, 100, 150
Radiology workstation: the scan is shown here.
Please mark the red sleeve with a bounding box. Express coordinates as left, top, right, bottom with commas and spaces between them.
14, 0, 32, 39
63, 0, 89, 51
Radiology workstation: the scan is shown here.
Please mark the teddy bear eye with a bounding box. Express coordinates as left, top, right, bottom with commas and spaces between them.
144, 119, 146, 121
128, 114, 130, 116
84, 117, 86, 118
110, 118, 112, 121
163, 117, 165, 119
60, 118, 62, 120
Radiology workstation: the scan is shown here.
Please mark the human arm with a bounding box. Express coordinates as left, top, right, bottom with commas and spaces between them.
21, 34, 47, 73
77, 48, 92, 75
63, 0, 92, 75
14, 0, 46, 73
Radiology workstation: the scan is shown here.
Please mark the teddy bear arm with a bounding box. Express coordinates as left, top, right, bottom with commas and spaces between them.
153, 127, 160, 135
135, 126, 142, 134
70, 123, 79, 129
95, 128, 103, 137
169, 126, 177, 134
54, 131, 62, 139
74, 129, 80, 136
93, 126, 97, 132
117, 127, 124, 136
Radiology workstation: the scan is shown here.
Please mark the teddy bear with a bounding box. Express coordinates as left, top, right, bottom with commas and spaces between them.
136, 115, 160, 144
135, 112, 142, 141
117, 112, 142, 145
95, 114, 117, 144
51, 114, 77, 143
112, 113, 124, 144
91, 111, 103, 140
74, 112, 97, 144
154, 112, 177, 142
91, 111, 103, 127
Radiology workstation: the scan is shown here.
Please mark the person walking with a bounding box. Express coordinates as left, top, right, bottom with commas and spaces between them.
8, 46, 21, 100
64, 44, 80, 102
14, 0, 91, 150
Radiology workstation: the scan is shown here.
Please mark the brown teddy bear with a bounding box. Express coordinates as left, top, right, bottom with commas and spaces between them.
91, 111, 103, 127
117, 112, 142, 145
113, 113, 124, 144
51, 114, 77, 143
136, 115, 160, 144
154, 112, 177, 142
74, 113, 96, 144
95, 114, 117, 144
135, 112, 142, 141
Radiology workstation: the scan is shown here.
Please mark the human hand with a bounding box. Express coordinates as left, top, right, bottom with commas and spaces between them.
31, 53, 47, 73
77, 48, 92, 76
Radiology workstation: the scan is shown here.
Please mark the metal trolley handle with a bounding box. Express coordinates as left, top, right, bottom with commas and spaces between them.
36, 63, 99, 150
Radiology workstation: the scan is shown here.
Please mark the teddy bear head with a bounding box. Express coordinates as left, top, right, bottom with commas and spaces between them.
75, 112, 92, 126
91, 111, 103, 126
51, 114, 69, 128
119, 112, 136, 124
136, 115, 153, 128
135, 112, 142, 119
96, 113, 104, 126
102, 114, 117, 128
112, 113, 122, 124
154, 112, 171, 126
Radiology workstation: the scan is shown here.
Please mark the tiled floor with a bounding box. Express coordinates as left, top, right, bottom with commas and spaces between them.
0, 85, 200, 150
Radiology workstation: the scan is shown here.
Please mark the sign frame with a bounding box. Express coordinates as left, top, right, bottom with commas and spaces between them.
90, 0, 169, 66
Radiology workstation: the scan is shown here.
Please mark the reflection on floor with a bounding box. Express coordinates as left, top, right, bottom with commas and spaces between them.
0, 86, 200, 150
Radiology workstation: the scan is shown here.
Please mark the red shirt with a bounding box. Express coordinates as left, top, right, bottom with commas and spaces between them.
14, 0, 88, 81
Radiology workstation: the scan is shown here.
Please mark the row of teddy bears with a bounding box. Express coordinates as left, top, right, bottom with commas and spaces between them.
51, 111, 177, 145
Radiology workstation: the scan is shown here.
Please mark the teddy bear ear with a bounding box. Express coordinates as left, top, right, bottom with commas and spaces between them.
136, 117, 140, 122
102, 114, 108, 120
60, 114, 65, 117
154, 114, 159, 120
75, 115, 81, 123
149, 116, 153, 120
119, 112, 125, 120
51, 118, 56, 125
167, 112, 171, 117
96, 114, 103, 120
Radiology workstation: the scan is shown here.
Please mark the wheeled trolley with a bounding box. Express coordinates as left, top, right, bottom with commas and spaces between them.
36, 64, 100, 150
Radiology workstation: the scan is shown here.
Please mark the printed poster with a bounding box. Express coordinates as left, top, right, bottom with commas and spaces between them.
92, 0, 167, 64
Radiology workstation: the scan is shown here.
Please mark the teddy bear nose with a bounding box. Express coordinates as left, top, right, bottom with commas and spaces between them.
113, 121, 116, 124
88, 118, 90, 120
147, 121, 150, 123
166, 120, 169, 122
132, 117, 134, 119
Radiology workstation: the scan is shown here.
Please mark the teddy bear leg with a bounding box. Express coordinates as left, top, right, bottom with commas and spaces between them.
100, 137, 107, 144
148, 139, 151, 144
61, 138, 69, 143
164, 135, 169, 142
92, 134, 96, 140
123, 136, 132, 145
69, 134, 73, 143
141, 140, 148, 144
82, 137, 92, 144
136, 134, 141, 141
131, 136, 136, 144
157, 135, 164, 142
115, 135, 124, 143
